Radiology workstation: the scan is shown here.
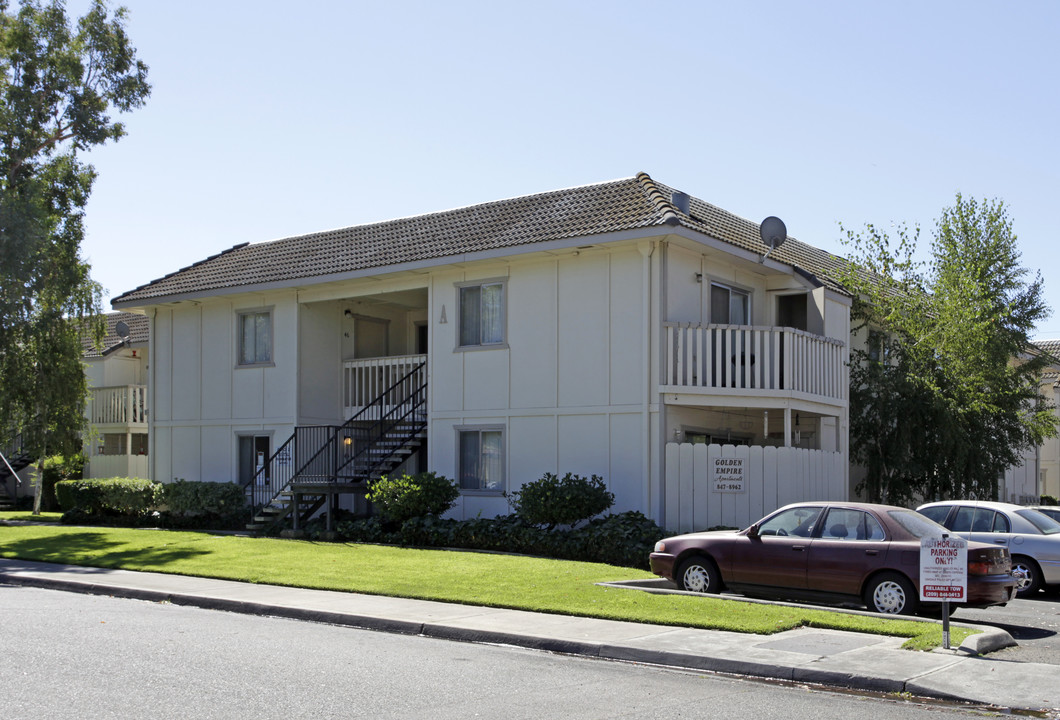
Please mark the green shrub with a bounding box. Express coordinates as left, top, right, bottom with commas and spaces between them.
334, 516, 395, 544
366, 471, 459, 526
55, 477, 162, 517
507, 472, 614, 529
1041, 495, 1058, 506
154, 480, 247, 530
163, 479, 245, 515
37, 454, 84, 512
361, 510, 664, 569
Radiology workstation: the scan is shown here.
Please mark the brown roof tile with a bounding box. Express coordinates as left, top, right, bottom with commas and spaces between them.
82, 312, 150, 358
113, 173, 850, 306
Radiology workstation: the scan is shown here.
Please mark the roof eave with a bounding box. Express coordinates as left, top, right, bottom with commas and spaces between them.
111, 225, 676, 309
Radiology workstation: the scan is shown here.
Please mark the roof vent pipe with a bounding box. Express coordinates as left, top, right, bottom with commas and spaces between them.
671, 191, 690, 215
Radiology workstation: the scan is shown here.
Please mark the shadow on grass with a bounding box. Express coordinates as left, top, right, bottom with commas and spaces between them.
0, 531, 213, 568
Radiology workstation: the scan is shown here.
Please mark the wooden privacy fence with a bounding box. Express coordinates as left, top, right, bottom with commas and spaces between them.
663, 442, 846, 533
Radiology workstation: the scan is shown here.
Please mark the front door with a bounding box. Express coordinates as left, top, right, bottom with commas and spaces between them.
239, 435, 270, 485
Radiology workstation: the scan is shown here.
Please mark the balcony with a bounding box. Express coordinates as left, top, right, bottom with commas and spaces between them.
342, 354, 427, 420
88, 385, 148, 427
662, 323, 846, 406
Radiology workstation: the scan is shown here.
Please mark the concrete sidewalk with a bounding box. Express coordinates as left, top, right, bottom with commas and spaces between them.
1, 557, 1058, 715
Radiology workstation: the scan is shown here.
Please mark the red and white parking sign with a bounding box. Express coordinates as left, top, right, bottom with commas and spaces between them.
919, 535, 968, 602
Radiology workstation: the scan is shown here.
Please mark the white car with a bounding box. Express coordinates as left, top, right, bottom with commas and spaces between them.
917, 500, 1060, 597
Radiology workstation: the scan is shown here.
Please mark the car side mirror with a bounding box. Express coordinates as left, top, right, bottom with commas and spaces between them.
747, 524, 760, 539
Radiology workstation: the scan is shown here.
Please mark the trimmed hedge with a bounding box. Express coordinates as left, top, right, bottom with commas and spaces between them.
55, 477, 162, 517
334, 511, 665, 569
158, 479, 247, 530
37, 455, 84, 512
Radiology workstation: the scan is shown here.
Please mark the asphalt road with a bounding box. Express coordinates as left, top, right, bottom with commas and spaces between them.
0, 585, 1014, 720
953, 591, 1060, 665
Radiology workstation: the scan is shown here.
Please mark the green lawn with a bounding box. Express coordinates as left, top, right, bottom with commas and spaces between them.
0, 517, 966, 650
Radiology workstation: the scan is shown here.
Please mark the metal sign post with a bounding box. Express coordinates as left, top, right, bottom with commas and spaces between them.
920, 533, 967, 650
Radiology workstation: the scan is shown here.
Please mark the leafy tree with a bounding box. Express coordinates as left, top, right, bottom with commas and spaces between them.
841, 195, 1057, 504
0, 0, 149, 510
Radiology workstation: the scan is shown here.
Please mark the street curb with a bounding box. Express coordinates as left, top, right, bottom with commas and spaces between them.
601, 578, 1018, 657
0, 570, 998, 704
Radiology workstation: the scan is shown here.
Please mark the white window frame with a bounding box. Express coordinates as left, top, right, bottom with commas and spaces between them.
455, 279, 507, 351
236, 307, 274, 367
456, 425, 505, 493
709, 281, 751, 326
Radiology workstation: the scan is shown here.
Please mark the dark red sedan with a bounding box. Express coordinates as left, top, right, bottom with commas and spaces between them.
649, 502, 1017, 615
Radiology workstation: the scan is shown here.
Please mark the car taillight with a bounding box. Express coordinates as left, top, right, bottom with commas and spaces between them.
654, 541, 666, 553
968, 561, 992, 575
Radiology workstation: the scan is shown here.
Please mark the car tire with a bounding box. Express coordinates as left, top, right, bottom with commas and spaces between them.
864, 572, 917, 615
1012, 556, 1043, 597
676, 555, 723, 593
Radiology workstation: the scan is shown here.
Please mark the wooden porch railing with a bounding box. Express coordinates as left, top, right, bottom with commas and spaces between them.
342, 354, 427, 418
662, 323, 846, 402
89, 385, 148, 425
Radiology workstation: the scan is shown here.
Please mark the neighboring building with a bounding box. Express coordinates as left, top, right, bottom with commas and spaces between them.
1029, 340, 1060, 500
111, 173, 853, 531
81, 312, 150, 479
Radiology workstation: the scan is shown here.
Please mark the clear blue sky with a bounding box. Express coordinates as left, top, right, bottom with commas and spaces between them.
74, 0, 1060, 340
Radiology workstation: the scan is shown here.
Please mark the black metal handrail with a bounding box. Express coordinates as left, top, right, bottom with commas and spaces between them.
333, 377, 426, 483
243, 361, 427, 516
0, 432, 30, 486
244, 432, 296, 511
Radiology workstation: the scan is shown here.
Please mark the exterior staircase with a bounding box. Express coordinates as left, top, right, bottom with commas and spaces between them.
1, 433, 33, 509
244, 362, 427, 533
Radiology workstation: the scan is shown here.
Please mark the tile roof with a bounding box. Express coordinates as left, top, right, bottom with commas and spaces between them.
1035, 339, 1060, 363
81, 312, 150, 358
112, 172, 850, 307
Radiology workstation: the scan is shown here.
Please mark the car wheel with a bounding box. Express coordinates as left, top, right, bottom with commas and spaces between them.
1012, 556, 1043, 597
864, 572, 916, 615
676, 555, 722, 593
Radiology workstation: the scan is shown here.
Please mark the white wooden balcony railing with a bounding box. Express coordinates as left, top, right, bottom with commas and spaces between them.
342, 354, 427, 419
662, 323, 846, 403
89, 385, 148, 425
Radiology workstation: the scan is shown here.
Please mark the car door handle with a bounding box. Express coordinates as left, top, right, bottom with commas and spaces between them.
865, 550, 879, 556
993, 540, 1007, 545
792, 545, 806, 552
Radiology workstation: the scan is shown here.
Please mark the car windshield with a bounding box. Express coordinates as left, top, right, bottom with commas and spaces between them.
1015, 509, 1060, 535
888, 509, 947, 538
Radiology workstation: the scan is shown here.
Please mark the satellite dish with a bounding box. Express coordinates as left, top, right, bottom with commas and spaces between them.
115, 320, 130, 340
759, 216, 787, 249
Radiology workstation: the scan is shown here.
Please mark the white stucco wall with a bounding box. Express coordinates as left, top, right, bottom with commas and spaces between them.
150, 292, 299, 484
430, 248, 650, 519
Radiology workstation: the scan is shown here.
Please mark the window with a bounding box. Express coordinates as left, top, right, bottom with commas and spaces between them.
951, 506, 1008, 534
99, 433, 126, 455
820, 508, 885, 541
710, 282, 750, 325
458, 281, 504, 347
867, 330, 886, 363
238, 310, 272, 365
758, 506, 822, 538
458, 427, 504, 491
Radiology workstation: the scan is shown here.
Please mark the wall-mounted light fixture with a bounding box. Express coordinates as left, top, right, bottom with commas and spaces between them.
344, 309, 353, 319
695, 273, 703, 283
